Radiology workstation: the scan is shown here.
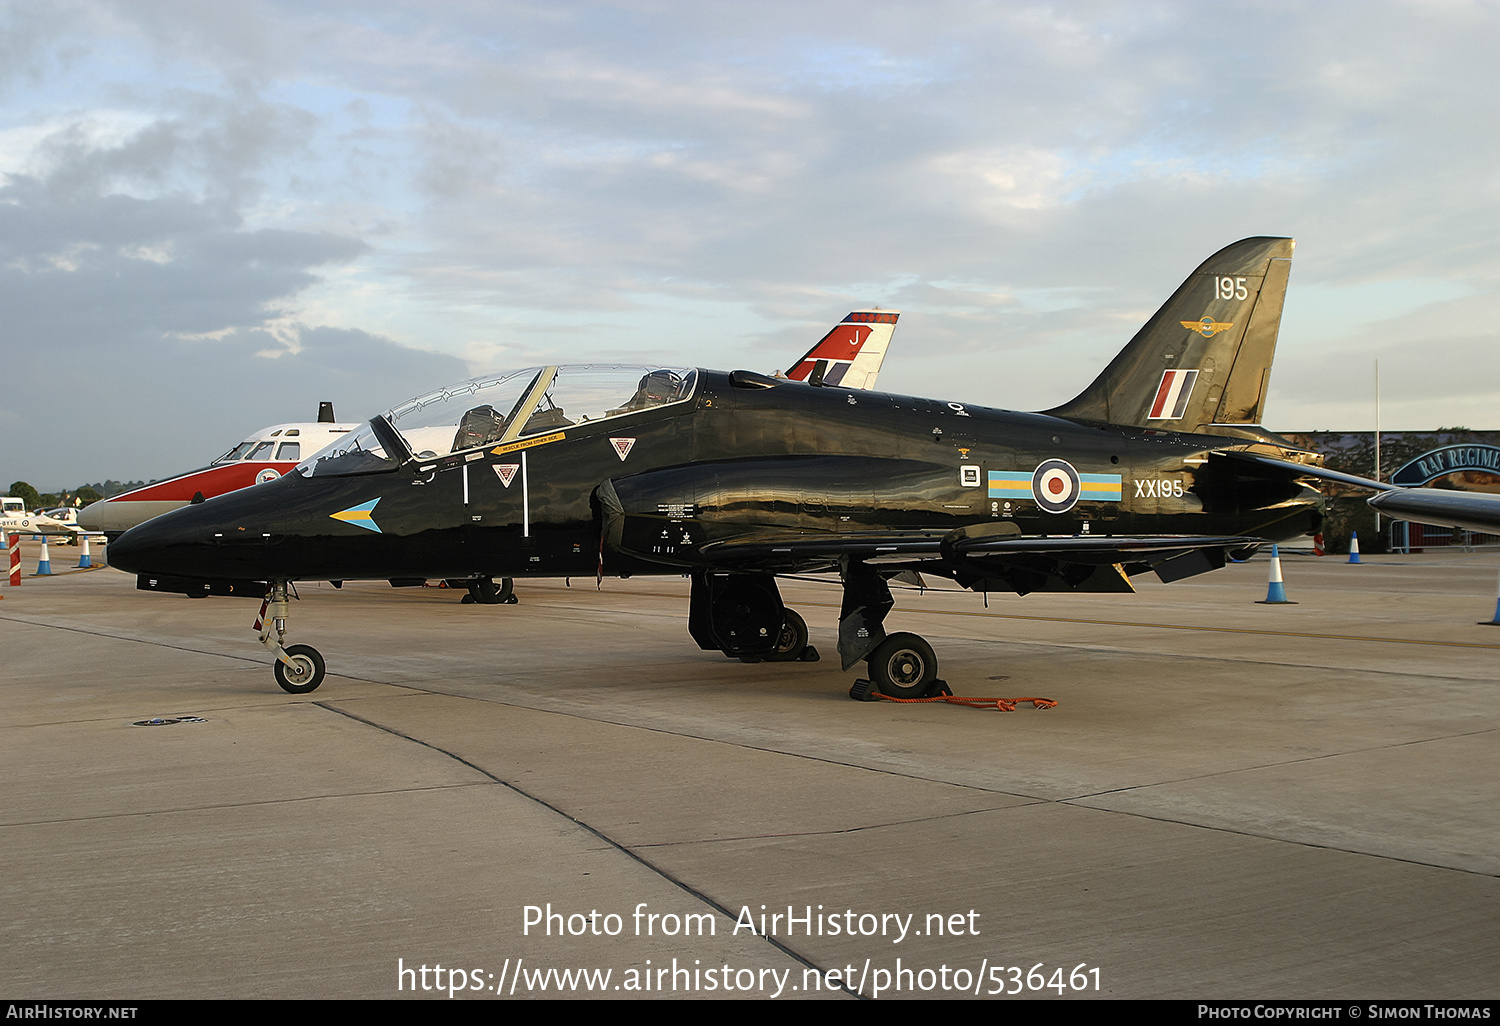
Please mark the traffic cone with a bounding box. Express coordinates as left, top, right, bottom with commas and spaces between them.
1480, 566, 1500, 626
1313, 532, 1325, 557
77, 534, 92, 569
36, 537, 52, 575
1256, 544, 1296, 604
1348, 531, 1363, 564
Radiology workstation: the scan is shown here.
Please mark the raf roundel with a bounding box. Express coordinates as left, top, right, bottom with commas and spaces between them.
1032, 458, 1081, 513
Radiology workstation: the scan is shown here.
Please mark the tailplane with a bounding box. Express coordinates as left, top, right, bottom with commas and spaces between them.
1043, 237, 1294, 433
784, 309, 900, 390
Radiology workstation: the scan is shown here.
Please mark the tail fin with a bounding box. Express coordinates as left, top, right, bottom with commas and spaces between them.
1043, 237, 1294, 432
784, 309, 900, 390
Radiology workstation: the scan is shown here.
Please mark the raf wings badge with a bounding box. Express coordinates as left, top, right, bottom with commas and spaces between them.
1181, 316, 1234, 338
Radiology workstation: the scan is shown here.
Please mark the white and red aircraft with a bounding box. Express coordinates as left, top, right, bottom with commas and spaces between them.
780, 309, 899, 389
79, 404, 356, 536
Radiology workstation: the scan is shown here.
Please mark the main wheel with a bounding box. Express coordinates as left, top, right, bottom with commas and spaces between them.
465, 577, 515, 604
766, 608, 809, 662
274, 644, 326, 694
866, 632, 937, 698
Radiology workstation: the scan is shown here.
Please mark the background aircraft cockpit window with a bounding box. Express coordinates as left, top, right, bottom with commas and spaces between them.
276, 442, 301, 461
295, 424, 396, 478
247, 440, 276, 461
215, 442, 257, 464
380, 366, 697, 457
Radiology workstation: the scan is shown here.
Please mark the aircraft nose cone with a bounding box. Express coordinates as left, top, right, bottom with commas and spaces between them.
108, 502, 232, 577
106, 516, 177, 575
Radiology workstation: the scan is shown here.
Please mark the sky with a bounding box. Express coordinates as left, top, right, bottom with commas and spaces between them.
3, 0, 1498, 488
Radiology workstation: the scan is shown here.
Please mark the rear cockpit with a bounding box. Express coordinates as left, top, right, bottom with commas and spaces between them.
299, 365, 697, 478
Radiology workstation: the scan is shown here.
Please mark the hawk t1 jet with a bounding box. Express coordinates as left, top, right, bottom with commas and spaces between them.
110, 237, 1324, 696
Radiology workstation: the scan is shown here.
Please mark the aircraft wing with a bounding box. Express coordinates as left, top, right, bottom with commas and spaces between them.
659, 524, 1261, 594
1221, 449, 1500, 534
1216, 450, 1395, 492
1366, 489, 1500, 534
0, 513, 84, 536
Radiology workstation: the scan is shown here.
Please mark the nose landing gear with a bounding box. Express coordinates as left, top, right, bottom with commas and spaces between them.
256, 582, 327, 694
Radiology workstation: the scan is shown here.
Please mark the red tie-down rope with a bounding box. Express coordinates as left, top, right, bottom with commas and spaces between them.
874, 692, 1057, 712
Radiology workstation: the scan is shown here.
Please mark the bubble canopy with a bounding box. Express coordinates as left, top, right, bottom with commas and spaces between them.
297, 365, 697, 478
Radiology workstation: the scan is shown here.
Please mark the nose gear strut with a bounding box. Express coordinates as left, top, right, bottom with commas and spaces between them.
255, 581, 327, 694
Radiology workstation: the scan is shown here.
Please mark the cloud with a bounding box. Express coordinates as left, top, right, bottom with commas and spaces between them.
4, 0, 1500, 487
0, 99, 457, 484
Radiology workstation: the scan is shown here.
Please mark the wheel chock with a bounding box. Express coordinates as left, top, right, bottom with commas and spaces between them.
800, 645, 820, 662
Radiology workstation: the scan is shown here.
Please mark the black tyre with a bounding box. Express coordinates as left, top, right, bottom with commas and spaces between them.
866, 632, 937, 698
766, 609, 809, 662
274, 644, 326, 694
466, 577, 515, 604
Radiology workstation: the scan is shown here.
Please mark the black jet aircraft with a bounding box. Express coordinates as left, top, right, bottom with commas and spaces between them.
110, 237, 1325, 697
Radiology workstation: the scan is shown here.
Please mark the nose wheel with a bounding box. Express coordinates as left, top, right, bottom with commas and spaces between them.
273, 644, 326, 694
256, 582, 327, 694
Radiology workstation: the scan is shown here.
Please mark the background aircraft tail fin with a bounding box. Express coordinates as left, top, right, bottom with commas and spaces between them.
784, 309, 900, 390
1043, 237, 1294, 432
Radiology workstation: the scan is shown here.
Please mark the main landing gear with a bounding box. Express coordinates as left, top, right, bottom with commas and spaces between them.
686, 565, 945, 696
687, 572, 819, 664
863, 632, 938, 699
257, 581, 327, 694
838, 560, 943, 699
456, 577, 517, 605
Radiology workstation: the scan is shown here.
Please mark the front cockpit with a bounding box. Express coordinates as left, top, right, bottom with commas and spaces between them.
297, 365, 698, 479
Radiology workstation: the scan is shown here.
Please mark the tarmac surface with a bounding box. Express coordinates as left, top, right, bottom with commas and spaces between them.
2, 540, 1497, 1000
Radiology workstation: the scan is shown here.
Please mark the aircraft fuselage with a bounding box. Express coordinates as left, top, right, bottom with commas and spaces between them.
110, 369, 1320, 588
